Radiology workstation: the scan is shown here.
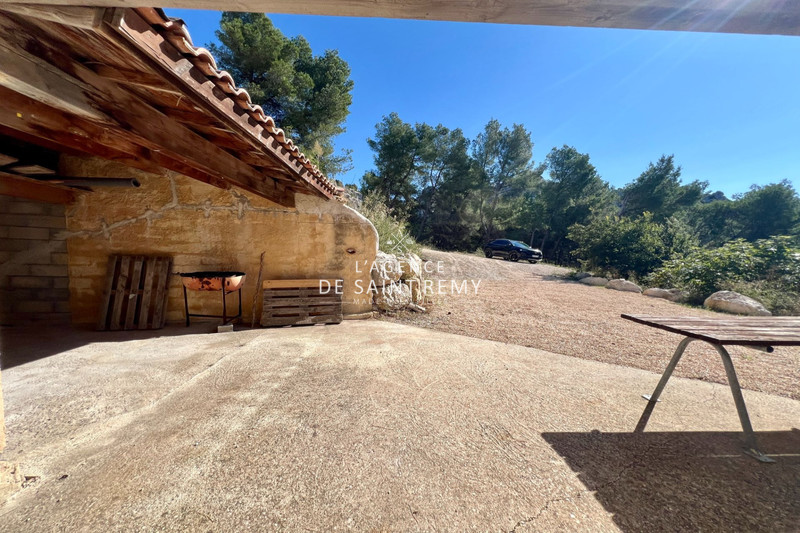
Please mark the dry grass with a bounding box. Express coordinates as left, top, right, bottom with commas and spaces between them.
385, 249, 800, 400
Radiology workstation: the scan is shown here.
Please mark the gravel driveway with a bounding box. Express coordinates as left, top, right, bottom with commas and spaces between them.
386, 249, 800, 400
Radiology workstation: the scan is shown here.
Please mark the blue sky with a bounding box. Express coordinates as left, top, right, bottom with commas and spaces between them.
167, 10, 800, 196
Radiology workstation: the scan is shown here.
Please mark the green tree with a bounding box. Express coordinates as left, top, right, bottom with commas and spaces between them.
360, 113, 421, 218
411, 124, 474, 246
736, 180, 800, 241
534, 146, 615, 261
688, 180, 800, 245
618, 155, 706, 221
472, 120, 542, 240
208, 12, 354, 175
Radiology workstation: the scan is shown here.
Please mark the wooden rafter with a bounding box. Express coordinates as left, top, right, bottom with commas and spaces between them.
0, 169, 77, 204
0, 38, 109, 121
0, 4, 103, 30
0, 12, 297, 206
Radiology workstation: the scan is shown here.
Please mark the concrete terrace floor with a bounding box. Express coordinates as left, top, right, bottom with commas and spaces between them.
0, 320, 799, 532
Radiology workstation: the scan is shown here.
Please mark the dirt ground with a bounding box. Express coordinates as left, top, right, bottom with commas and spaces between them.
1, 321, 799, 531
387, 249, 800, 400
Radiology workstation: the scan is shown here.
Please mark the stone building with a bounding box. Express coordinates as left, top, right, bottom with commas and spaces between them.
0, 7, 377, 452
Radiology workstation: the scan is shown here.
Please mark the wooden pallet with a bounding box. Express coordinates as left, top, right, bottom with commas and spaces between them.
261, 279, 343, 327
97, 255, 172, 331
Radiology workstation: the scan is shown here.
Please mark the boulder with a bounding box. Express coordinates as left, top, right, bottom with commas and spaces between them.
574, 272, 593, 280
579, 276, 608, 287
374, 282, 412, 311
704, 290, 771, 316
398, 252, 422, 281
371, 251, 402, 286
606, 279, 642, 293
643, 288, 688, 303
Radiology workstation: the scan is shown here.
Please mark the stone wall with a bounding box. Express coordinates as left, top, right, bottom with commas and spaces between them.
0, 196, 70, 325
61, 156, 377, 325
0, 371, 4, 452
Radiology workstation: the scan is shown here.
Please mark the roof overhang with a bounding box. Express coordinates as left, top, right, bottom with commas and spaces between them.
0, 6, 339, 207
1, 1, 799, 36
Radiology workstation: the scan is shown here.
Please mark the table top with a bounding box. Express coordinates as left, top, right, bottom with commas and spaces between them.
621, 314, 800, 347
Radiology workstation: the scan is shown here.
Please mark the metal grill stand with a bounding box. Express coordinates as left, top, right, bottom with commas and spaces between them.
183, 278, 243, 327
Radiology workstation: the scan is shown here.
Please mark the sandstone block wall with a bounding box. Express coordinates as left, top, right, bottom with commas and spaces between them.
0, 196, 70, 325
61, 156, 378, 325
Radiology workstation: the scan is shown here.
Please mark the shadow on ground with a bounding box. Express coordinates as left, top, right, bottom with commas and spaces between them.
0, 322, 221, 369
542, 430, 800, 532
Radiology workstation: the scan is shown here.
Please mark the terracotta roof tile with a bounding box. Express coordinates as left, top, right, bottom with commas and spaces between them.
135, 8, 337, 197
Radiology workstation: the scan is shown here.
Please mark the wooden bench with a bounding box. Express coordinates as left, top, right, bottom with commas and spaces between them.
261, 279, 343, 327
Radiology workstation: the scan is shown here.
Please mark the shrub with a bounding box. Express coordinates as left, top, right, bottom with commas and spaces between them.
646, 236, 800, 308
568, 213, 696, 279
358, 193, 422, 255
724, 280, 800, 316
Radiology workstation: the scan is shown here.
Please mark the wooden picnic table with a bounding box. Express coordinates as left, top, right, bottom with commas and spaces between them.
621, 314, 800, 462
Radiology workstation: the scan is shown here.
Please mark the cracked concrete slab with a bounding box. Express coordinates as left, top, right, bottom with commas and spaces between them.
0, 320, 798, 531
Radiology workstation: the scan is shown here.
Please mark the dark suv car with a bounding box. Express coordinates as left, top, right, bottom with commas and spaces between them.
483, 239, 543, 263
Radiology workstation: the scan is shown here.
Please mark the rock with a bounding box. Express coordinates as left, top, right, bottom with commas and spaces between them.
408, 278, 425, 304
574, 272, 592, 280
408, 303, 427, 313
374, 281, 412, 311
704, 291, 771, 316
398, 253, 422, 281
0, 462, 23, 502
579, 276, 608, 287
643, 288, 688, 303
371, 251, 402, 286
606, 279, 642, 293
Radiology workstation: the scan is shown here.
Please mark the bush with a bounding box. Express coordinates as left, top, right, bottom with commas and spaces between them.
646, 236, 800, 309
568, 213, 696, 279
724, 280, 800, 316
358, 193, 422, 255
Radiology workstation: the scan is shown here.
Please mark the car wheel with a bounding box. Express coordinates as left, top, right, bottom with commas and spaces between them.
508, 252, 519, 262
484, 250, 493, 258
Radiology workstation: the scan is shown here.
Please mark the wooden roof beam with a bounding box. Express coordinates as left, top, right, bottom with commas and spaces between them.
0, 85, 227, 190
0, 169, 78, 204
0, 14, 295, 207
0, 4, 103, 30
89, 63, 184, 95
3, 0, 800, 36
0, 37, 109, 121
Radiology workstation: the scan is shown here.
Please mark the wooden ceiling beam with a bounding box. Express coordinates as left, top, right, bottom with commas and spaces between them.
0, 169, 77, 204
0, 4, 103, 30
4, 0, 800, 36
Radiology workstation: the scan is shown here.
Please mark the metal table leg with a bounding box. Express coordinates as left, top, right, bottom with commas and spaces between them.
713, 344, 774, 462
183, 285, 190, 327
636, 336, 774, 463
